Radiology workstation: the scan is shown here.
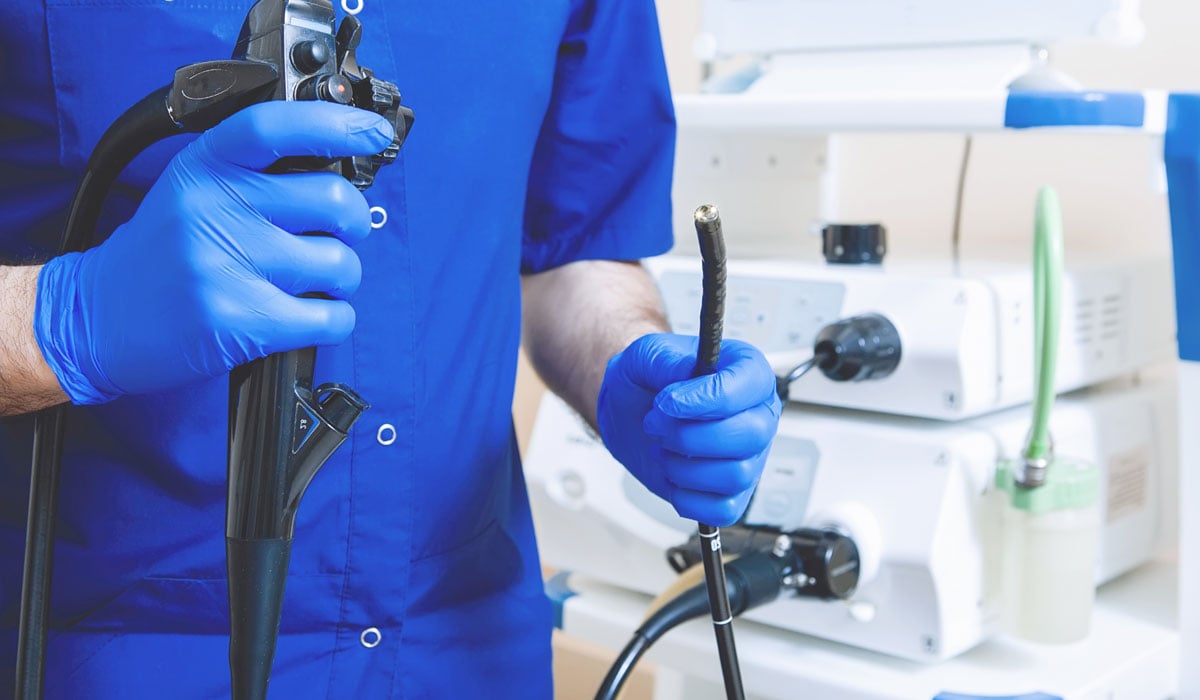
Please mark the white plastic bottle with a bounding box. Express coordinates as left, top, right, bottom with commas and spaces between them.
995, 456, 1100, 643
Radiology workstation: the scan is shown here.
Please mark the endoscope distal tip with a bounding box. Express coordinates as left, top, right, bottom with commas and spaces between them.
694, 204, 721, 224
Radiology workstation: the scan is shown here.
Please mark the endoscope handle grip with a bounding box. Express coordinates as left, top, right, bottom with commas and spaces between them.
223, 3, 411, 697
226, 356, 368, 543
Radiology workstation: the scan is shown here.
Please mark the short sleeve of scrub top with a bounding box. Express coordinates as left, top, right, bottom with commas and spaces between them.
521, 0, 678, 273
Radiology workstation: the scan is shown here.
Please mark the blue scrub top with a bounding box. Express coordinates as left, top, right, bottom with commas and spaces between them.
0, 2, 675, 697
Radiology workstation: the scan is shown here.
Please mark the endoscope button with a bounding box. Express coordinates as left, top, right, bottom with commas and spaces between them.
297, 74, 354, 105
291, 40, 330, 74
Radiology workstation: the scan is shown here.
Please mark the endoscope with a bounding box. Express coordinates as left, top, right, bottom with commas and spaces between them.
14, 3, 412, 698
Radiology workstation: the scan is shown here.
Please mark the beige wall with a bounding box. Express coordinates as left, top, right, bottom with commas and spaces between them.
658, 0, 1200, 93
653, 0, 1200, 263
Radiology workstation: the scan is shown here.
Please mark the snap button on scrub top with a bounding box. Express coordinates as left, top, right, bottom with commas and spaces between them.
369, 206, 388, 230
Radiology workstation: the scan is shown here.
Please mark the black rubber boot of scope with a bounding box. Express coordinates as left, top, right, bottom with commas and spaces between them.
227, 536, 292, 700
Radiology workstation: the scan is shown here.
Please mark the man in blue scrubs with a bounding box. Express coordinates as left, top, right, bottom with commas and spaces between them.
0, 1, 781, 697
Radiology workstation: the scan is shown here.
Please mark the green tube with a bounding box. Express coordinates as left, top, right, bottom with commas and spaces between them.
1024, 187, 1063, 463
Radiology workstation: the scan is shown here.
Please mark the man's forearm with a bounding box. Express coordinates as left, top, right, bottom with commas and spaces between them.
0, 265, 67, 416
521, 260, 669, 429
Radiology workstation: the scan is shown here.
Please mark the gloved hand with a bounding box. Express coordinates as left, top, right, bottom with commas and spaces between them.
35, 101, 394, 404
597, 334, 782, 527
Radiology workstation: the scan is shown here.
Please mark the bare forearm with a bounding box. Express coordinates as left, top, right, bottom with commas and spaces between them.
521, 260, 669, 429
0, 266, 67, 416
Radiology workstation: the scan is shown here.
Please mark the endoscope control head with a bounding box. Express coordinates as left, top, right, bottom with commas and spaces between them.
230, 0, 413, 190
163, 1, 414, 193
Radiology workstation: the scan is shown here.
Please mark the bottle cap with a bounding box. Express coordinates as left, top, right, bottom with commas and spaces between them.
995, 456, 1100, 513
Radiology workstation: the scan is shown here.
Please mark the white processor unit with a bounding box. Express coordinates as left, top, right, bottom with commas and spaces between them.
649, 256, 1174, 420
526, 378, 1172, 662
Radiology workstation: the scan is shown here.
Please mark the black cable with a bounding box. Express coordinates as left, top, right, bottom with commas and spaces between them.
15, 410, 65, 700
783, 357, 818, 386
775, 349, 834, 402
58, 87, 178, 254
595, 633, 652, 700
776, 314, 905, 408
689, 204, 745, 700
16, 85, 179, 700
594, 552, 787, 700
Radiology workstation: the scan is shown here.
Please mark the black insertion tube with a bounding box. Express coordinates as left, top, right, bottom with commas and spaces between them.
691, 204, 745, 700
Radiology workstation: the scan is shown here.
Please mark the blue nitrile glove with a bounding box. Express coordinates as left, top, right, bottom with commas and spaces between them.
35, 101, 394, 404
597, 334, 782, 527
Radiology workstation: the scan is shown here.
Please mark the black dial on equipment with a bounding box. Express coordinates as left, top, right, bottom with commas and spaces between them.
823, 223, 887, 265
789, 529, 861, 600
814, 313, 902, 382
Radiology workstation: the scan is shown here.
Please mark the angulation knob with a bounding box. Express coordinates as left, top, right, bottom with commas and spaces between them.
291, 40, 330, 74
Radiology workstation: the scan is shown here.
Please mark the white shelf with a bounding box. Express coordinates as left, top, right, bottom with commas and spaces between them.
675, 92, 1009, 133
561, 560, 1179, 700
674, 91, 1166, 135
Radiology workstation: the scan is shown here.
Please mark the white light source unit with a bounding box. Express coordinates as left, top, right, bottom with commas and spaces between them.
649, 256, 1174, 421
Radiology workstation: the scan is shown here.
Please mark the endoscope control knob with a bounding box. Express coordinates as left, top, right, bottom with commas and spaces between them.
297, 74, 353, 104
364, 77, 403, 167
291, 40, 330, 74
